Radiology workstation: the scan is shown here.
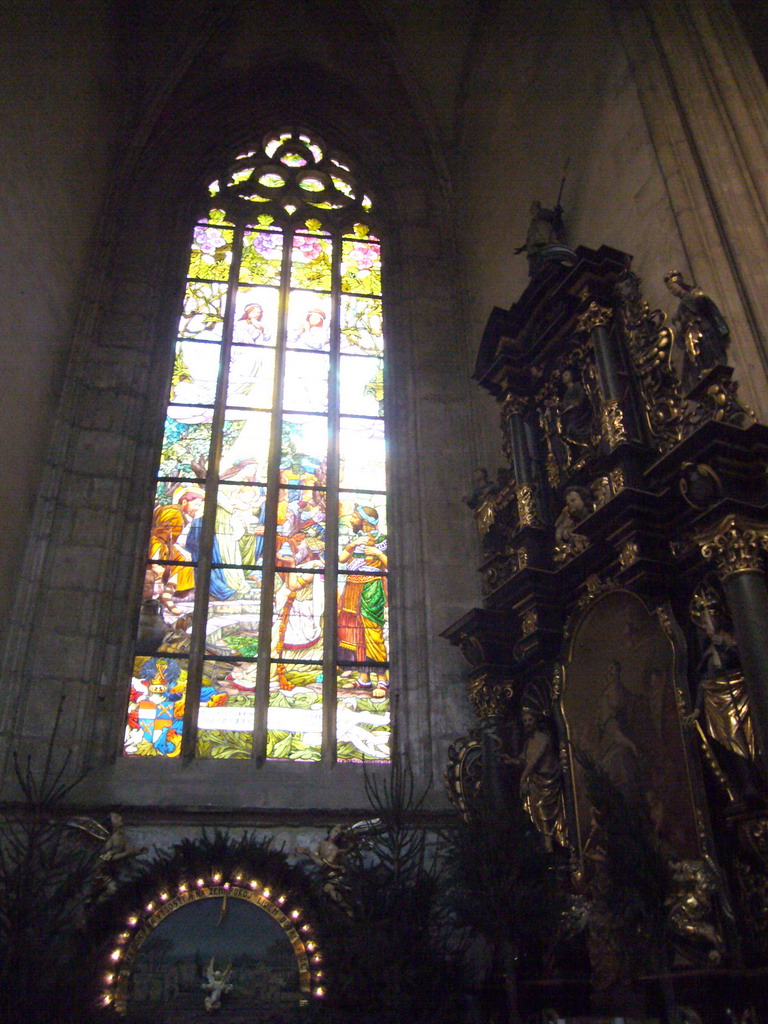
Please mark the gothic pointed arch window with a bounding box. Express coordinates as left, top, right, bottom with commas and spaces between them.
125, 128, 389, 765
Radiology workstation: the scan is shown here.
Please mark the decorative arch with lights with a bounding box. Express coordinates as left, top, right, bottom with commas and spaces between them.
103, 869, 325, 1014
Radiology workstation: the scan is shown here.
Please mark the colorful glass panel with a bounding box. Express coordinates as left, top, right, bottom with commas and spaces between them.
169, 339, 221, 409
218, 409, 272, 481
290, 234, 332, 291
233, 285, 279, 345
281, 414, 329, 473
203, 208, 233, 225
267, 662, 323, 762
206, 599, 263, 659
258, 171, 285, 189
287, 292, 331, 351
337, 573, 390, 665
178, 282, 227, 339
205, 557, 264, 618
187, 224, 233, 281
196, 659, 256, 759
282, 351, 329, 413
240, 228, 284, 286
227, 344, 275, 410
280, 150, 307, 167
135, 485, 199, 658
272, 569, 325, 661
159, 416, 213, 484
340, 296, 383, 355
337, 668, 390, 763
339, 417, 386, 490
276, 486, 327, 567
126, 128, 389, 764
339, 354, 383, 417
338, 493, 387, 565
213, 483, 267, 567
124, 656, 187, 758
341, 235, 381, 296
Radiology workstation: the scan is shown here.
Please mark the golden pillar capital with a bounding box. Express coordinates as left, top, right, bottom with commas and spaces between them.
468, 675, 513, 720
576, 300, 612, 333
501, 393, 528, 420
695, 514, 768, 578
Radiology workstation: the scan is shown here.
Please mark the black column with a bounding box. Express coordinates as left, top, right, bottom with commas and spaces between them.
578, 300, 641, 447
721, 570, 768, 785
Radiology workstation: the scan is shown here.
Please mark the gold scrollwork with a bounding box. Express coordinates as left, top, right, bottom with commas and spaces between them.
551, 663, 563, 699
501, 393, 527, 419
475, 499, 496, 540
619, 540, 639, 569
654, 604, 675, 639
516, 483, 541, 528
521, 609, 538, 636
609, 466, 626, 493
576, 300, 612, 333
576, 572, 618, 607
601, 399, 627, 449
546, 453, 560, 487
695, 514, 768, 578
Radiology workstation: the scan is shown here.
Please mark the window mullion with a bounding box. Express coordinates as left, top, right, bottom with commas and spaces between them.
322, 231, 343, 765
180, 222, 245, 761
250, 221, 294, 762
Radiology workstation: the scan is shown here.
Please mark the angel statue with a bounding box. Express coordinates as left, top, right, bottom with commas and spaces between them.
296, 819, 381, 912
68, 811, 147, 899
202, 957, 233, 1011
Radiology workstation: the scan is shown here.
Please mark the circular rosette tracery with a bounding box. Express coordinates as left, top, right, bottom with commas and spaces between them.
209, 127, 373, 229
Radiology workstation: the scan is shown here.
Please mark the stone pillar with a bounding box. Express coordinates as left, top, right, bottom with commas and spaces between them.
695, 514, 768, 784
609, 0, 768, 419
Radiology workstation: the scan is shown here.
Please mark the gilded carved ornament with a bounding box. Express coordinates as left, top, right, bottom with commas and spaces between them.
521, 608, 538, 636
687, 580, 757, 803
551, 663, 564, 699
614, 269, 683, 451
695, 515, 768, 578
576, 300, 612, 333
444, 732, 483, 822
619, 540, 639, 570
516, 483, 541, 528
600, 399, 627, 449
609, 466, 626, 493
591, 475, 611, 509
575, 573, 619, 608
501, 393, 528, 420
468, 675, 513, 720
654, 604, 675, 640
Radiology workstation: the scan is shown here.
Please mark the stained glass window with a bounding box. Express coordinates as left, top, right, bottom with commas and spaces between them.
125, 128, 389, 764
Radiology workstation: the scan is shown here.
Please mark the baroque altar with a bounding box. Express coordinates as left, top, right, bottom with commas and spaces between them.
444, 245, 768, 1021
